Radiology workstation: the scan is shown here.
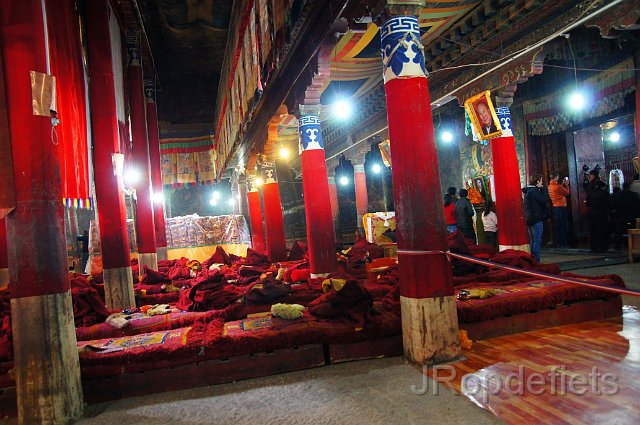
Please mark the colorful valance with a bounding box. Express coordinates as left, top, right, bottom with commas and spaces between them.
523, 58, 636, 136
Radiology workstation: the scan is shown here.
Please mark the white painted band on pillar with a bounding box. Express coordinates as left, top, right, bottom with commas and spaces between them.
499, 244, 530, 253
103, 266, 135, 310
0, 268, 8, 291
310, 272, 330, 279
156, 246, 168, 261
138, 252, 158, 272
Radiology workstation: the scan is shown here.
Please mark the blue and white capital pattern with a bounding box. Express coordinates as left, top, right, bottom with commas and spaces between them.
495, 107, 512, 137
299, 115, 324, 151
380, 16, 426, 83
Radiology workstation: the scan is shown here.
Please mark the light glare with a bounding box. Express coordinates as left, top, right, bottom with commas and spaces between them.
372, 163, 382, 174
568, 90, 586, 111
339, 176, 349, 186
152, 192, 164, 203
280, 147, 290, 158
332, 99, 353, 120
441, 131, 454, 143
209, 199, 217, 206
609, 132, 620, 142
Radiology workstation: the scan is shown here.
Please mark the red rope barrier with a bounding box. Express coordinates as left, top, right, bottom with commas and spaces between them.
447, 252, 640, 297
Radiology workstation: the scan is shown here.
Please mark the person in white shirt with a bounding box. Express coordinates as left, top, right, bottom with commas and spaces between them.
482, 203, 498, 247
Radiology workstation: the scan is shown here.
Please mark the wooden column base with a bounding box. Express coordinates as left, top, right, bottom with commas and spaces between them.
156, 246, 168, 261
138, 252, 158, 272
0, 268, 7, 291
499, 243, 530, 253
400, 295, 461, 365
103, 266, 135, 310
11, 292, 83, 424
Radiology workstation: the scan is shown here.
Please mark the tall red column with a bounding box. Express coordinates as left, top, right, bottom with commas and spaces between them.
145, 79, 168, 260
261, 165, 287, 262
327, 176, 340, 241
381, 10, 460, 364
86, 0, 135, 309
299, 115, 336, 277
0, 218, 7, 290
491, 107, 530, 252
128, 33, 157, 271
354, 164, 369, 233
0, 0, 83, 420
247, 177, 266, 253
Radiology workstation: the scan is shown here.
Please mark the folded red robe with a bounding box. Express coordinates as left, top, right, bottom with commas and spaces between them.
168, 265, 191, 280
140, 266, 172, 284
491, 249, 561, 275
308, 280, 373, 329
0, 291, 12, 361
70, 277, 109, 327
287, 240, 308, 261
244, 278, 292, 305
176, 270, 240, 311
202, 246, 233, 269
243, 248, 270, 266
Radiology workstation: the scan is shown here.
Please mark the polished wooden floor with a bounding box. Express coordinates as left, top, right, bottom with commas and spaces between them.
426, 306, 640, 424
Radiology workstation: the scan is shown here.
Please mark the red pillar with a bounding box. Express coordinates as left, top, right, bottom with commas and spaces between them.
299, 115, 336, 276
491, 107, 530, 252
0, 0, 83, 420
328, 176, 340, 240
128, 33, 157, 271
261, 165, 287, 262
145, 80, 168, 260
381, 12, 460, 364
86, 0, 135, 309
247, 178, 266, 253
354, 165, 369, 232
0, 218, 7, 290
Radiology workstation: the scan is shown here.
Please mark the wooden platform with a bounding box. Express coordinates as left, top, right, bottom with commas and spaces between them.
463, 297, 623, 340
425, 305, 640, 425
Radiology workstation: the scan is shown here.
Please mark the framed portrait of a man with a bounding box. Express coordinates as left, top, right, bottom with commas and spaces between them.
464, 91, 503, 141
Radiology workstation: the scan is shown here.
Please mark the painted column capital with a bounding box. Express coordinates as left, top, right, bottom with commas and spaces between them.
380, 15, 426, 83
126, 31, 141, 67
299, 115, 324, 151
353, 164, 366, 173
495, 107, 513, 137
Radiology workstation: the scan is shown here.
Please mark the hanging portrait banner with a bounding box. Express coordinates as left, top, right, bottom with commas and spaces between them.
464, 91, 503, 141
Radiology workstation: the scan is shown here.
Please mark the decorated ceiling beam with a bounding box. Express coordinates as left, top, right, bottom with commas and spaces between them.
214, 0, 350, 178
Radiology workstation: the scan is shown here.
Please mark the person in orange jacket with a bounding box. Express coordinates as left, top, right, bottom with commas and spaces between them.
548, 173, 570, 248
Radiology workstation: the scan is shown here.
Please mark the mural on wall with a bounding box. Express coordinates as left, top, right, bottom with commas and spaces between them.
459, 104, 527, 190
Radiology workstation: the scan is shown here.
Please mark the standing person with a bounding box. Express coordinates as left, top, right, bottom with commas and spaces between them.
456, 189, 475, 242
482, 203, 498, 248
522, 174, 549, 262
443, 187, 458, 233
610, 182, 640, 250
586, 180, 610, 252
548, 173, 571, 247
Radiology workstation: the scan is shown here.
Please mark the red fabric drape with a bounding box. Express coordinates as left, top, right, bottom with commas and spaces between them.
46, 0, 89, 202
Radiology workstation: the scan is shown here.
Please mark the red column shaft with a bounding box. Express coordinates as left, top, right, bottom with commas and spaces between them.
0, 218, 7, 269
129, 65, 156, 254
301, 149, 336, 275
147, 100, 167, 249
328, 180, 339, 224
85, 0, 130, 269
262, 182, 287, 262
0, 0, 69, 297
247, 190, 266, 253
491, 135, 529, 247
354, 170, 368, 221
385, 77, 453, 299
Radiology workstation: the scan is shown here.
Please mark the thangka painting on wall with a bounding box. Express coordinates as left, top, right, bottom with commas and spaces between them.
464, 91, 503, 141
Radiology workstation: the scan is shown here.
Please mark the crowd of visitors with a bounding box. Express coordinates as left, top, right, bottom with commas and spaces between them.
442, 171, 640, 257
